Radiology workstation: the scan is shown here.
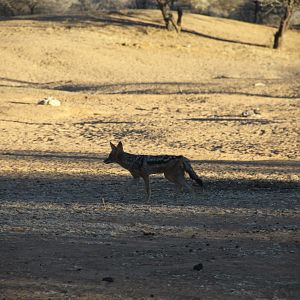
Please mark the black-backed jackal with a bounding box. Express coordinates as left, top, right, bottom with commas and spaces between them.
104, 142, 203, 200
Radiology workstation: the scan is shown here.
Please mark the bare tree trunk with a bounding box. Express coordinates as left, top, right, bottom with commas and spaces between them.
177, 7, 183, 32
273, 0, 295, 49
157, 0, 176, 31
29, 4, 37, 15
2, 0, 16, 16
254, 0, 260, 23
135, 0, 147, 9
156, 0, 182, 33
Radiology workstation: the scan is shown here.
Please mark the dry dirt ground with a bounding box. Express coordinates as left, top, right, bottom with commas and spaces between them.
0, 10, 299, 299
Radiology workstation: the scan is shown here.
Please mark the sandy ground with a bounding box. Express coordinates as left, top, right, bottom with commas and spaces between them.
0, 10, 300, 299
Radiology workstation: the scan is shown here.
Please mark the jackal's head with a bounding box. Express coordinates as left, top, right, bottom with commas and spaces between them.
104, 142, 124, 164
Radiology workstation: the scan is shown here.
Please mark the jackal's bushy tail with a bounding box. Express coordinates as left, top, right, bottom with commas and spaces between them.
182, 158, 203, 187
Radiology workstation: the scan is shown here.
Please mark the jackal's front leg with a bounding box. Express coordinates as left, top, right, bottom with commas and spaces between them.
127, 177, 140, 191
126, 171, 141, 193
142, 175, 151, 201
121, 178, 139, 201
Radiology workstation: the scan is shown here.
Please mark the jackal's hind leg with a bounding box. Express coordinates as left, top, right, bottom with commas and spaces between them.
164, 168, 190, 193
164, 171, 180, 191
176, 176, 191, 193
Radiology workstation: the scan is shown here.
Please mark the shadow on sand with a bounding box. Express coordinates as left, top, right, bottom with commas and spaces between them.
0, 13, 269, 48
1, 79, 299, 99
1, 150, 299, 209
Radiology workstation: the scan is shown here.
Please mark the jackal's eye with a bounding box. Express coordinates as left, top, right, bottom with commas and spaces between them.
109, 152, 116, 160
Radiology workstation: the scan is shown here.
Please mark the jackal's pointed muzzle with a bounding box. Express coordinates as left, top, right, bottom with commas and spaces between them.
104, 157, 113, 164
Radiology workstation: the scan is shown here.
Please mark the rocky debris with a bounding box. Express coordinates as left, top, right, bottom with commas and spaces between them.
211, 145, 223, 151
260, 129, 266, 135
241, 110, 253, 117
193, 263, 203, 271
253, 108, 261, 115
142, 231, 155, 236
37, 96, 61, 106
241, 108, 261, 117
271, 149, 280, 155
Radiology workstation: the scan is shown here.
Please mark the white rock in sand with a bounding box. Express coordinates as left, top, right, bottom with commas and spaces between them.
38, 96, 61, 106
254, 82, 266, 87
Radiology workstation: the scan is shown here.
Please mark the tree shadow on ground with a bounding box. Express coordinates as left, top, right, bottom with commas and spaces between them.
1, 152, 299, 298
50, 81, 298, 99
0, 231, 298, 300
1, 79, 299, 99
1, 13, 269, 48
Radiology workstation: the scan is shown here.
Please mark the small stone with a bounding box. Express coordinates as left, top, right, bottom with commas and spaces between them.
241, 110, 254, 117
260, 129, 266, 135
253, 108, 261, 115
271, 149, 280, 155
193, 263, 203, 271
255, 82, 266, 87
143, 231, 155, 236
38, 96, 61, 106
211, 145, 222, 151
102, 277, 114, 283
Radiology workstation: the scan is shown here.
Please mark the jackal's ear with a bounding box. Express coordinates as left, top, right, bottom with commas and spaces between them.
117, 141, 123, 151
110, 142, 117, 150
